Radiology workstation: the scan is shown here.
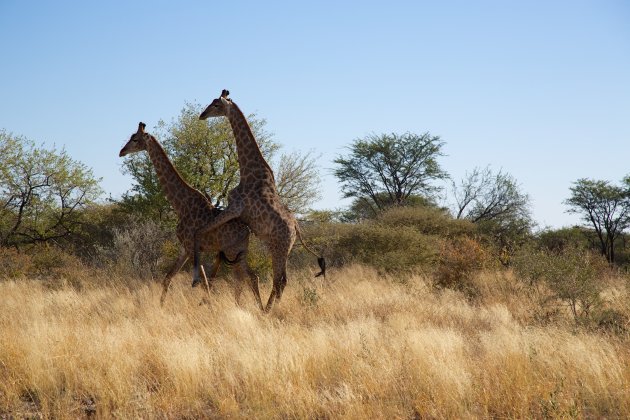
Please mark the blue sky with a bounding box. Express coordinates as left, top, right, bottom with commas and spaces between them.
1, 1, 629, 228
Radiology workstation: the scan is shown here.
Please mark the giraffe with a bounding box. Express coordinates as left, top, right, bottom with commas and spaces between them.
119, 122, 263, 311
195, 90, 325, 312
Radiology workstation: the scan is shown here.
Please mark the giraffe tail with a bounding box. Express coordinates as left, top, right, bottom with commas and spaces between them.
295, 223, 326, 278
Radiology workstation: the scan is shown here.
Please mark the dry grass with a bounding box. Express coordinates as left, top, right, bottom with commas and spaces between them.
1, 265, 629, 418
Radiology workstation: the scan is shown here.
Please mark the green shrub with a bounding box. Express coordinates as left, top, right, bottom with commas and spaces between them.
375, 206, 475, 238
301, 286, 320, 307
335, 223, 438, 274
536, 226, 591, 253
513, 246, 609, 322
290, 206, 474, 275
246, 236, 273, 282
29, 244, 84, 277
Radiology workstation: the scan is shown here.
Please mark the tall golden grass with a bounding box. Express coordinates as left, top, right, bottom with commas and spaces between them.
0, 265, 629, 418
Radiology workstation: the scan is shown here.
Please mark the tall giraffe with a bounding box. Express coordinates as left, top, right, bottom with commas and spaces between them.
119, 122, 263, 310
195, 90, 325, 311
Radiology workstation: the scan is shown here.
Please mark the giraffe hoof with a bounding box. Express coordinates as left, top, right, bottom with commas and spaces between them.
192, 278, 201, 288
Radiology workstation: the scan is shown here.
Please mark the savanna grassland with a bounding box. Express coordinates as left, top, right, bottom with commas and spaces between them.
1, 265, 629, 419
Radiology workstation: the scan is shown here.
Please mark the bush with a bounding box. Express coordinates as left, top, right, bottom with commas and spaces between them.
434, 236, 491, 297
290, 206, 475, 275
246, 236, 273, 282
375, 206, 475, 238
288, 222, 348, 273
335, 223, 438, 274
513, 246, 609, 322
0, 247, 32, 279
593, 308, 629, 335
96, 218, 175, 279
29, 244, 84, 277
0, 244, 88, 289
536, 226, 592, 253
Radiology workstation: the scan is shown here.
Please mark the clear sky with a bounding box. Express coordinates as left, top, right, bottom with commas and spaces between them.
1, 1, 629, 229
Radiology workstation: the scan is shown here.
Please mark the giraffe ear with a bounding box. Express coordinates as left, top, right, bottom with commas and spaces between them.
221, 89, 230, 99
137, 122, 146, 133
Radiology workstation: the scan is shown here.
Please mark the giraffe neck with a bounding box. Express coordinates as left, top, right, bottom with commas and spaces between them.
145, 135, 204, 215
227, 102, 275, 185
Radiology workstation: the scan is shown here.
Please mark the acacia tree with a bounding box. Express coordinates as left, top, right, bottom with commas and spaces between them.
452, 166, 531, 222
120, 102, 321, 221
333, 132, 447, 213
565, 177, 630, 263
275, 150, 322, 214
0, 130, 102, 248
451, 166, 532, 252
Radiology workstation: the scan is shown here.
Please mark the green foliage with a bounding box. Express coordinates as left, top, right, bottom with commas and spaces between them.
343, 193, 435, 222
452, 166, 530, 222
119, 102, 322, 221
120, 102, 278, 223
336, 223, 438, 274
334, 132, 448, 212
374, 205, 475, 238
565, 177, 630, 263
301, 286, 320, 307
0, 130, 102, 248
245, 236, 273, 282
292, 206, 477, 274
29, 244, 84, 279
513, 246, 609, 322
67, 203, 136, 259
304, 209, 346, 224
536, 226, 592, 252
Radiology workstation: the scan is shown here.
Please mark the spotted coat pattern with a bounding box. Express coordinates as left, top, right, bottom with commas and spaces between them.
119, 123, 263, 310
198, 91, 323, 311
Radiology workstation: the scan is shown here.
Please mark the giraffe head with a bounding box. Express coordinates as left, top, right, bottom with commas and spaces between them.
119, 122, 150, 157
199, 89, 232, 120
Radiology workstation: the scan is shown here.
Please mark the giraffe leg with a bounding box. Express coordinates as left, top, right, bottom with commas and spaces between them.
231, 265, 245, 306
265, 252, 288, 313
246, 265, 264, 312
160, 248, 189, 306
233, 259, 263, 311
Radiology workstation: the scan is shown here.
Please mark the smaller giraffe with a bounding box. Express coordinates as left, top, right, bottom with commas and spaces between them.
119, 122, 263, 310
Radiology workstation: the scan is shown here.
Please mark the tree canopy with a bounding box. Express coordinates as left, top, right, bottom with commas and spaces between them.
565, 177, 630, 263
450, 166, 533, 254
0, 130, 102, 248
333, 132, 447, 212
120, 102, 321, 221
